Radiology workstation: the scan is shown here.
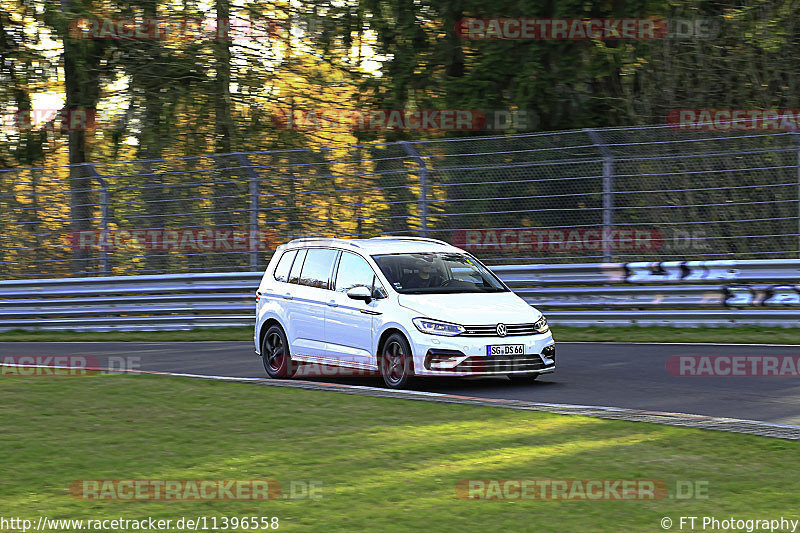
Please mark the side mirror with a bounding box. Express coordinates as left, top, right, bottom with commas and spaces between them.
346, 286, 372, 303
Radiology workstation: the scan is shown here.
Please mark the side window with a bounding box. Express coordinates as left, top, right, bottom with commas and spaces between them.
335, 252, 378, 294
273, 250, 297, 283
288, 249, 307, 284
298, 248, 339, 289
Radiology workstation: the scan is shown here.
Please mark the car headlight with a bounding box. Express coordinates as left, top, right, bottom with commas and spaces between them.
412, 318, 465, 336
533, 316, 549, 334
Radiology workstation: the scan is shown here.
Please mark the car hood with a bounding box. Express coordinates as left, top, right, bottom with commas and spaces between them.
397, 292, 540, 325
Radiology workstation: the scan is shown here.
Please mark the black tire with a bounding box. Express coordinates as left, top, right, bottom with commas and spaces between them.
379, 333, 414, 389
508, 373, 539, 384
261, 324, 298, 378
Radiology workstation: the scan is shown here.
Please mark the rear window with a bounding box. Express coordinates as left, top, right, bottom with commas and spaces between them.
272, 249, 297, 283
298, 248, 339, 289
288, 249, 307, 284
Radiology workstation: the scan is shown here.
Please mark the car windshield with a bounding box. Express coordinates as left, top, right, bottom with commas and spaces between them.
371, 252, 508, 294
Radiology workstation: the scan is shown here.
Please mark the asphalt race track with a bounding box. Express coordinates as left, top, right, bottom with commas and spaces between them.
3, 341, 799, 426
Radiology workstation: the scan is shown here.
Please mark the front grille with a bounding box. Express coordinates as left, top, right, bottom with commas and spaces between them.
453, 355, 552, 373
461, 323, 537, 336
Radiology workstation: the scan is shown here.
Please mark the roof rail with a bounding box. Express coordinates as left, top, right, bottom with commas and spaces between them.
285, 237, 361, 248
369, 236, 451, 246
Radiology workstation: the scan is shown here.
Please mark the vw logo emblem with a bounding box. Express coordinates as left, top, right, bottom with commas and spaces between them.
496, 323, 507, 337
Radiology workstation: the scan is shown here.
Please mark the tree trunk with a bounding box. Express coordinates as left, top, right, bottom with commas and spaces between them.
61, 0, 103, 275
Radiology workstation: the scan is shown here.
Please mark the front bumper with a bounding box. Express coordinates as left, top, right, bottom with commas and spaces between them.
408, 330, 556, 377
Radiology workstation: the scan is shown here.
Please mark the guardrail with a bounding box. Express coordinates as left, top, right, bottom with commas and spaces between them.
1, 259, 798, 331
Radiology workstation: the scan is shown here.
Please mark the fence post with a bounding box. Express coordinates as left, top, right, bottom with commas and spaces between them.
87, 164, 110, 276
400, 141, 429, 237
585, 129, 614, 263
237, 154, 261, 270
786, 129, 800, 258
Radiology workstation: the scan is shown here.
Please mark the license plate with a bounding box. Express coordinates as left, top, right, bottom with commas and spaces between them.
487, 344, 525, 356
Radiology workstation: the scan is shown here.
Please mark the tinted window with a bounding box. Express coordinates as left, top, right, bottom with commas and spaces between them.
334, 252, 376, 293
288, 249, 307, 284
298, 248, 338, 289
273, 250, 297, 282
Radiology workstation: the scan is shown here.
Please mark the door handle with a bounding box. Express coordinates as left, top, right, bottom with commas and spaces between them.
283, 292, 293, 300
327, 300, 338, 307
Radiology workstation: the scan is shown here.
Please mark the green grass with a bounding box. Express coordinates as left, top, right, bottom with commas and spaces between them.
1, 374, 798, 532
1, 325, 799, 344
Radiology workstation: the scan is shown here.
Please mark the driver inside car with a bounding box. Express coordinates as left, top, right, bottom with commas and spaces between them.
401, 258, 444, 289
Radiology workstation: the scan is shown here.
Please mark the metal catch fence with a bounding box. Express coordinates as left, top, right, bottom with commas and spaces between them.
1, 124, 799, 279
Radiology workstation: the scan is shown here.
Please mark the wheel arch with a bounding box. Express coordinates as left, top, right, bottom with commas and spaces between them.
258, 318, 284, 356
376, 326, 416, 375
376, 326, 409, 355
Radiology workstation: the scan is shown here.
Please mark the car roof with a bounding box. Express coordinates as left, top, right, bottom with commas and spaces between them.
278, 236, 462, 255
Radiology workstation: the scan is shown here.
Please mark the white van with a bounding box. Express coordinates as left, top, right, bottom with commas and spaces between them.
254, 237, 555, 389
